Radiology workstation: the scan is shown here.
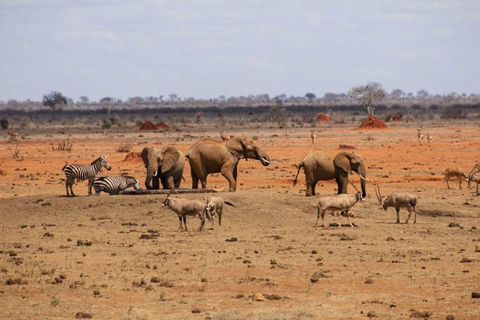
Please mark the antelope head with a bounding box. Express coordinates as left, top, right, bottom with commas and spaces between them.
375, 184, 388, 210
162, 192, 172, 207
348, 179, 365, 202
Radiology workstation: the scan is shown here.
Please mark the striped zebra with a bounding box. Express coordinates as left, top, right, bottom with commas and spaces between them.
62, 156, 111, 196
93, 176, 142, 195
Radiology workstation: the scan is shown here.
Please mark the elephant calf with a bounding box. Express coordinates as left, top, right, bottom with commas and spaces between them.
141, 147, 185, 189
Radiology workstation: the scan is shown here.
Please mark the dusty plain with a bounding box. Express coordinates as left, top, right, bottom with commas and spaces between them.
0, 121, 479, 319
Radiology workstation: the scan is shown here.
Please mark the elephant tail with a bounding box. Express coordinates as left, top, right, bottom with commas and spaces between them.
293, 162, 304, 187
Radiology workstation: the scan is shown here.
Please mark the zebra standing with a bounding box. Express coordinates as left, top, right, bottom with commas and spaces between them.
93, 176, 142, 195
62, 156, 111, 196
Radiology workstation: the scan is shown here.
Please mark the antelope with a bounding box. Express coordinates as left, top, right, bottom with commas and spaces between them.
310, 130, 316, 145
417, 128, 424, 145
443, 167, 468, 189
375, 184, 418, 224
8, 129, 18, 141
220, 131, 230, 141
426, 133, 432, 147
205, 193, 236, 226
467, 164, 480, 194
316, 181, 364, 227
162, 193, 210, 231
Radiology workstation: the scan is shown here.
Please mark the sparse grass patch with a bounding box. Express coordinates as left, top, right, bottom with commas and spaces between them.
116, 142, 132, 153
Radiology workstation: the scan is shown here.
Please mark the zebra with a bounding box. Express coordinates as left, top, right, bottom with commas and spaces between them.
93, 175, 142, 195
62, 156, 111, 196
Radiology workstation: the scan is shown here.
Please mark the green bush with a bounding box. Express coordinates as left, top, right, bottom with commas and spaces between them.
1, 118, 9, 130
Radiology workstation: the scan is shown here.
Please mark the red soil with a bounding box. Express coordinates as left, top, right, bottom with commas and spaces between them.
392, 113, 404, 122
123, 151, 142, 161
358, 115, 387, 129
139, 120, 158, 130
156, 122, 169, 129
316, 113, 332, 122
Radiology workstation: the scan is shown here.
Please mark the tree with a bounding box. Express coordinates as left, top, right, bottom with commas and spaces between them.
43, 91, 67, 120
349, 82, 386, 116
390, 89, 405, 99
416, 90, 429, 98
305, 93, 316, 102
79, 96, 89, 104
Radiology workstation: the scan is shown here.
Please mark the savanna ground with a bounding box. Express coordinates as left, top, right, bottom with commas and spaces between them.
0, 120, 479, 319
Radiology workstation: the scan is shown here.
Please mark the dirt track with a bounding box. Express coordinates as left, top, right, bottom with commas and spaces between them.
1, 123, 479, 319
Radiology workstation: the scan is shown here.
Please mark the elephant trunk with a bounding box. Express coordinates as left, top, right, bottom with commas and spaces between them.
145, 164, 157, 189
358, 167, 367, 198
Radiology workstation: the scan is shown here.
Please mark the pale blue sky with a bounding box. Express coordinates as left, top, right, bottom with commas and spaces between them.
1, 0, 479, 101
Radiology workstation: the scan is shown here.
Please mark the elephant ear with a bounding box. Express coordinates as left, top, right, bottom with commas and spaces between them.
161, 147, 180, 173
225, 138, 247, 158
334, 152, 352, 174
141, 147, 151, 167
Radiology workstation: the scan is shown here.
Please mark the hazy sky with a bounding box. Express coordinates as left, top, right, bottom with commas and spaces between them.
1, 0, 479, 102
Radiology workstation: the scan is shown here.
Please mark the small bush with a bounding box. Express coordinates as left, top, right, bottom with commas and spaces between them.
116, 142, 132, 153
1, 118, 9, 130
52, 139, 73, 152
102, 120, 112, 129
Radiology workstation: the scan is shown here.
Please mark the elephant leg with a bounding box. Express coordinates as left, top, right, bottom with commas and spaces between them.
221, 167, 236, 192
174, 175, 182, 188
311, 180, 317, 196
336, 175, 348, 194
163, 176, 175, 189
152, 176, 160, 189
191, 168, 199, 189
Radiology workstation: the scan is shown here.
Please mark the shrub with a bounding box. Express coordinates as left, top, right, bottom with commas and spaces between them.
52, 139, 73, 152
102, 120, 112, 129
0, 118, 9, 130
116, 142, 132, 153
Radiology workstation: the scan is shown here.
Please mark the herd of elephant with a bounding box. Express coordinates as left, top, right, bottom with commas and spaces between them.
141, 137, 366, 197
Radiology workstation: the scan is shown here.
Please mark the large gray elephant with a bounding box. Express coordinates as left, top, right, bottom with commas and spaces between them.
293, 151, 367, 197
141, 146, 185, 189
186, 137, 271, 192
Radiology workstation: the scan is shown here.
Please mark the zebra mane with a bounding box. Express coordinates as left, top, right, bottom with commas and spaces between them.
122, 175, 136, 180
91, 157, 103, 165
95, 176, 108, 181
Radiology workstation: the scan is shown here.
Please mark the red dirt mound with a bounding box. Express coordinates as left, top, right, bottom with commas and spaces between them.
156, 122, 169, 129
316, 113, 332, 122
392, 113, 403, 122
139, 121, 158, 130
358, 116, 387, 129
123, 152, 142, 162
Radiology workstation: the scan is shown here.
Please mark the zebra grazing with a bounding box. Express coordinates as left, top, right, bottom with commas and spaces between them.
62, 156, 111, 196
93, 176, 142, 195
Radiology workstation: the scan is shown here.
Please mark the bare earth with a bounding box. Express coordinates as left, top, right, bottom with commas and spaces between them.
0, 122, 479, 319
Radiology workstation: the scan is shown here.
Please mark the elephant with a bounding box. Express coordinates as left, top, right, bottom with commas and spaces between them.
186, 137, 271, 192
293, 150, 367, 197
141, 146, 185, 189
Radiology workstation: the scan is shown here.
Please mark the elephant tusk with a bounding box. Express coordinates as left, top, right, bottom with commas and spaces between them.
153, 170, 158, 177
261, 158, 270, 164
357, 173, 374, 183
